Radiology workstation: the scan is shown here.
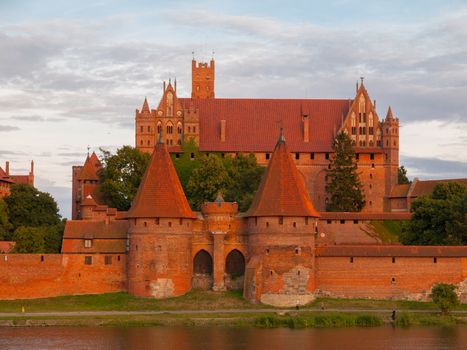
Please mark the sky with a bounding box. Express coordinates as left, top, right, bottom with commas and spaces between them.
0, 0, 466, 218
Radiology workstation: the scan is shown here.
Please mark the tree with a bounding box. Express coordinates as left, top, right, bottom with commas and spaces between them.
431, 283, 459, 314
99, 146, 150, 211
224, 153, 264, 212
5, 184, 61, 231
0, 198, 12, 240
400, 182, 466, 245
325, 131, 365, 212
398, 166, 410, 184
171, 139, 202, 192
186, 155, 231, 210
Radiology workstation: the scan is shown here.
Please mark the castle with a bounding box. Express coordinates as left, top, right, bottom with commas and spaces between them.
0, 161, 34, 199
1, 59, 466, 305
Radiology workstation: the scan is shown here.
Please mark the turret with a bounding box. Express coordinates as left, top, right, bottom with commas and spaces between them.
126, 137, 196, 298
135, 97, 157, 154
382, 106, 400, 207
191, 58, 215, 99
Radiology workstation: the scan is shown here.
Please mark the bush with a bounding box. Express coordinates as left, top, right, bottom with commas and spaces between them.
430, 283, 459, 314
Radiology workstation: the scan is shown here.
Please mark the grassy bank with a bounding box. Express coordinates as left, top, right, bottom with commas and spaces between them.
0, 291, 466, 313
254, 313, 384, 328
370, 220, 407, 243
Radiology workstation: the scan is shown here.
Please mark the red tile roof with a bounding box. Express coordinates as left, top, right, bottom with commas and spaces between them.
63, 220, 129, 239
410, 178, 467, 197
246, 132, 320, 217
389, 184, 410, 198
319, 212, 412, 220
126, 141, 196, 218
316, 245, 467, 257
0, 241, 15, 253
9, 175, 30, 184
81, 194, 98, 206
78, 152, 101, 181
179, 98, 350, 152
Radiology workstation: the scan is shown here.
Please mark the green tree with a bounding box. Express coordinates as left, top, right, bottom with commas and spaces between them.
5, 184, 61, 231
398, 166, 410, 184
186, 155, 231, 210
99, 145, 150, 211
430, 283, 459, 314
325, 131, 365, 212
12, 226, 46, 253
0, 198, 13, 240
400, 182, 466, 245
224, 153, 264, 211
171, 139, 202, 192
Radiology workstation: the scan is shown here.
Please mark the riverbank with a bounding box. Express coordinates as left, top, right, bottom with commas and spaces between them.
0, 291, 466, 328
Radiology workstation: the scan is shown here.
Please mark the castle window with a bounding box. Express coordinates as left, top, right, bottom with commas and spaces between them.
350, 257, 354, 263
279, 217, 283, 225
179, 218, 183, 225
266, 222, 269, 228
356, 153, 359, 160
266, 248, 270, 254
140, 126, 143, 132
351, 127, 356, 135
270, 270, 273, 276
295, 153, 300, 160
144, 221, 147, 227
166, 124, 173, 134
140, 140, 143, 146
370, 174, 373, 179
297, 270, 300, 275
293, 222, 297, 228
369, 140, 374, 147
265, 153, 270, 160
434, 257, 438, 263
369, 184, 372, 189
305, 217, 309, 225
148, 126, 151, 132
295, 248, 299, 254
371, 163, 375, 168
370, 153, 374, 160
369, 201, 373, 206
351, 112, 356, 127
353, 219, 358, 224
190, 153, 195, 159
326, 219, 332, 224
188, 126, 191, 132
155, 218, 160, 225
117, 255, 121, 261
168, 222, 172, 228
177, 123, 182, 134
325, 153, 329, 160
369, 127, 374, 135
310, 153, 314, 160
221, 153, 225, 158
193, 126, 196, 133
392, 257, 396, 263
255, 217, 258, 226
147, 140, 150, 146
41, 255, 44, 262
105, 256, 112, 265
340, 219, 345, 224
84, 239, 92, 248
157, 122, 162, 134
391, 277, 396, 284
84, 256, 92, 265
175, 153, 180, 158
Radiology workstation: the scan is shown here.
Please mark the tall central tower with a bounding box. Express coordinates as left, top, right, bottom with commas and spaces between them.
191, 58, 215, 99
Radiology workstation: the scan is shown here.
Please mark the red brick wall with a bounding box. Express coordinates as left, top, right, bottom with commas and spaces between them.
316, 256, 466, 300
0, 253, 126, 300
317, 219, 381, 245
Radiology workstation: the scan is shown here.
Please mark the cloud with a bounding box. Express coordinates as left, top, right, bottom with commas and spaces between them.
401, 155, 467, 180
0, 125, 20, 131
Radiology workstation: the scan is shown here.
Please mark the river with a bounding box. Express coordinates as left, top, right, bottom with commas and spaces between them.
0, 326, 466, 350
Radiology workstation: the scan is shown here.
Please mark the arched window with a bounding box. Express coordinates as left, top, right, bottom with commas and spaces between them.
166, 122, 173, 134
177, 122, 182, 134
157, 121, 162, 134
193, 250, 213, 274
359, 95, 366, 123
166, 92, 173, 116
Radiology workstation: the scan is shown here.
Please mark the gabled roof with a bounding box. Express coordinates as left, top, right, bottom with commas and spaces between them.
410, 178, 467, 198
78, 152, 101, 181
389, 184, 410, 198
63, 220, 129, 239
141, 97, 150, 113
126, 140, 195, 218
178, 98, 349, 152
81, 194, 98, 206
245, 131, 320, 217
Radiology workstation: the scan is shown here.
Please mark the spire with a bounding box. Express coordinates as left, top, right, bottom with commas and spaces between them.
126, 141, 195, 218
386, 106, 394, 120
78, 152, 101, 181
278, 127, 285, 143
142, 97, 150, 113
245, 131, 320, 217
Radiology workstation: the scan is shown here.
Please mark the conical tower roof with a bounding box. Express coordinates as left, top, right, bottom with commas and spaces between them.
141, 97, 150, 113
78, 152, 101, 181
126, 140, 195, 218
386, 106, 394, 119
245, 131, 320, 217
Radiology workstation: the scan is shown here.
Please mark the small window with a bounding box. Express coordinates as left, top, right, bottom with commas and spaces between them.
433, 257, 437, 264
340, 219, 345, 224
279, 217, 283, 225
391, 277, 396, 284
40, 255, 44, 262
179, 218, 183, 225
221, 153, 225, 158
168, 222, 172, 228
265, 153, 270, 160
193, 126, 196, 133
297, 270, 300, 276
392, 257, 396, 263
350, 257, 354, 263
266, 222, 269, 228
295, 153, 300, 160
255, 217, 258, 226
371, 163, 375, 168
155, 218, 160, 225
117, 255, 121, 261
310, 153, 314, 160
84, 239, 92, 248
147, 126, 151, 132
175, 153, 180, 159
140, 126, 143, 132
266, 248, 270, 254
353, 219, 358, 224
105, 256, 112, 265
369, 184, 372, 189
356, 153, 360, 160
305, 217, 309, 225
370, 153, 374, 160
325, 153, 330, 160
84, 256, 92, 265
295, 248, 299, 254
144, 221, 147, 227
190, 153, 195, 159
270, 271, 273, 276
369, 201, 373, 206
293, 222, 296, 228
326, 219, 332, 224
370, 174, 373, 179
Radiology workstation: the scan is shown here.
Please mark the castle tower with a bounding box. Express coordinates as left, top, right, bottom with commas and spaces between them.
135, 98, 157, 154
244, 130, 320, 306
191, 58, 215, 99
381, 106, 399, 209
72, 152, 102, 220
126, 137, 196, 298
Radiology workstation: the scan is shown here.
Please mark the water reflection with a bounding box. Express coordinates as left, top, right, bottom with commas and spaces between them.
0, 326, 466, 350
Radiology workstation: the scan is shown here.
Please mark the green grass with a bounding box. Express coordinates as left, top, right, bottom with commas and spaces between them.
370, 220, 408, 243
254, 313, 384, 328
394, 312, 466, 327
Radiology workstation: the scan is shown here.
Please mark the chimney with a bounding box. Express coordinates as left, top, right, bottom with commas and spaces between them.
220, 120, 226, 142
30, 160, 34, 175
5, 161, 9, 176
303, 116, 309, 143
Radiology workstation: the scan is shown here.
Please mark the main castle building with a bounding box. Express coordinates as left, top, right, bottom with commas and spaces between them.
2, 59, 466, 305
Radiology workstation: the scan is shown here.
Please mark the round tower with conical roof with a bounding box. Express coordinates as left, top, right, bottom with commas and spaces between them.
126, 139, 196, 298
243, 130, 320, 306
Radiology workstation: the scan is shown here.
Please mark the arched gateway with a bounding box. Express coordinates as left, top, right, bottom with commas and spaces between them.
225, 249, 245, 290
192, 250, 213, 289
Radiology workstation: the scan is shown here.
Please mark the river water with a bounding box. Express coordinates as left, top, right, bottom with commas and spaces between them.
0, 326, 466, 350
